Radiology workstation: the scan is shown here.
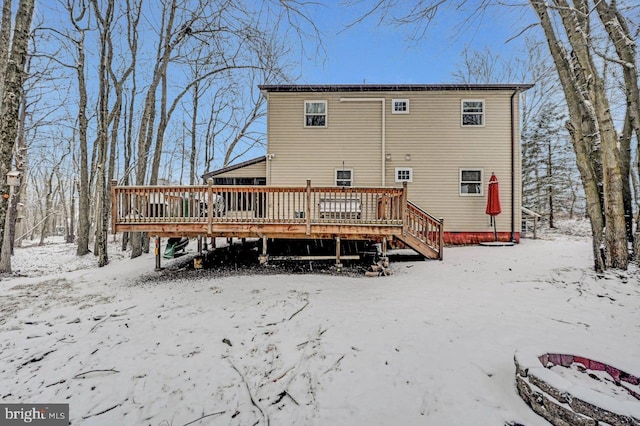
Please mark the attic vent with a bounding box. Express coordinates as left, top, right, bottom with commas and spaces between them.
392, 99, 409, 114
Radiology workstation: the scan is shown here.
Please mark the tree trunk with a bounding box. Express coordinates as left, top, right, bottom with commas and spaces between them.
149, 74, 168, 185
0, 0, 35, 268
74, 22, 90, 256
547, 137, 554, 228
530, 0, 628, 272
190, 81, 199, 185
0, 0, 13, 99
90, 0, 115, 268
0, 186, 14, 272
39, 170, 55, 246
593, 0, 638, 252
68, 176, 76, 243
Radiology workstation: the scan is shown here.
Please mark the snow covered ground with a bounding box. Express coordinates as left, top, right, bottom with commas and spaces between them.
1, 222, 639, 425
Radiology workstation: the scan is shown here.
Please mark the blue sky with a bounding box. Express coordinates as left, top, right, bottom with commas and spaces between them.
295, 2, 534, 84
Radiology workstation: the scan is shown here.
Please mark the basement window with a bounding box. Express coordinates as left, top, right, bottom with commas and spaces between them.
460, 169, 483, 196
305, 100, 327, 127
392, 99, 409, 114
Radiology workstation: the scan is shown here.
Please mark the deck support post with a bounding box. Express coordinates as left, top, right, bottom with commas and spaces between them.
438, 218, 444, 261
259, 236, 268, 265
402, 181, 408, 237
381, 237, 388, 268
305, 179, 311, 235
335, 237, 342, 271
210, 237, 216, 249
154, 236, 161, 271
197, 236, 202, 254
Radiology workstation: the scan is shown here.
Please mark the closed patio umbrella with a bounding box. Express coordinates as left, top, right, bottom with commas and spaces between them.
486, 172, 501, 241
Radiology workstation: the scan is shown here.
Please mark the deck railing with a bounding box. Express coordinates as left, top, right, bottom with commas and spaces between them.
111, 179, 405, 229
111, 179, 443, 259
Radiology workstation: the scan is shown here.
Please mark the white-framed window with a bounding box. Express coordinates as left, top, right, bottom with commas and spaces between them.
305, 100, 327, 127
461, 99, 484, 126
392, 99, 409, 114
335, 169, 353, 187
395, 167, 413, 183
460, 169, 483, 196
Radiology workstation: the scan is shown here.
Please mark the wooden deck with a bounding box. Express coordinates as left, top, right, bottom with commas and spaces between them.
111, 180, 443, 260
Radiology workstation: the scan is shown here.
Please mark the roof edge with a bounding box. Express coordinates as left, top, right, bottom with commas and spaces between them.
258, 83, 534, 93
202, 156, 266, 180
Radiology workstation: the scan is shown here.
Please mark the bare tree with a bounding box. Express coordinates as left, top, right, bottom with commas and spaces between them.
129, 0, 182, 259
49, 0, 93, 257
0, 0, 35, 273
531, 0, 628, 271
130, 0, 297, 257
88, 0, 114, 266
592, 0, 640, 254
452, 46, 520, 84
12, 0, 315, 264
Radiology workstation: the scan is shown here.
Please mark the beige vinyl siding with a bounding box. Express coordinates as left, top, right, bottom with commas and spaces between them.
266, 89, 522, 234
382, 90, 520, 233
214, 160, 266, 179
267, 93, 382, 187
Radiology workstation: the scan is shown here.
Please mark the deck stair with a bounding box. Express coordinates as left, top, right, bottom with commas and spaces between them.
397, 201, 443, 260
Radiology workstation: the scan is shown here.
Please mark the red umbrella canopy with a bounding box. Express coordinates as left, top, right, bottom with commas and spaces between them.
486, 173, 502, 216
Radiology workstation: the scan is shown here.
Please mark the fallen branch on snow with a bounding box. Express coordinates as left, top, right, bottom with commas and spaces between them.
81, 401, 124, 420
20, 350, 56, 367
182, 410, 225, 426
90, 316, 112, 332
271, 366, 294, 383
73, 368, 119, 379
228, 360, 269, 426
323, 354, 345, 374
271, 390, 299, 406
90, 308, 133, 332
288, 301, 309, 321
263, 301, 309, 327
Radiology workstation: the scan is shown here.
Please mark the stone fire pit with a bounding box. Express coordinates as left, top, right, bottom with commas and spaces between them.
514, 349, 640, 426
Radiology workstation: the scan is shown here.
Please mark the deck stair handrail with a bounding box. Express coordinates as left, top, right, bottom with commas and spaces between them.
400, 200, 444, 260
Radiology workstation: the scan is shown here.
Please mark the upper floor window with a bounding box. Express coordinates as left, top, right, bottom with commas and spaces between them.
461, 100, 484, 126
336, 169, 353, 186
305, 101, 327, 127
392, 99, 409, 114
460, 169, 483, 196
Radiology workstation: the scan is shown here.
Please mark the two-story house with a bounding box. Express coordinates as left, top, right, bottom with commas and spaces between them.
204, 84, 532, 245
